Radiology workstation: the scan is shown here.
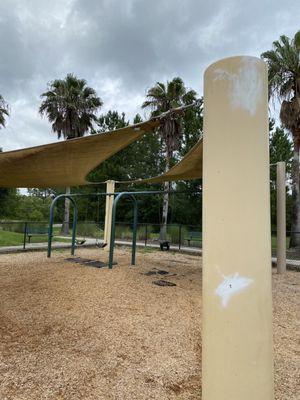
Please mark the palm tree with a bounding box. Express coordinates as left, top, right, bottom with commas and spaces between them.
40, 74, 103, 234
142, 77, 197, 240
262, 31, 300, 247
0, 95, 9, 129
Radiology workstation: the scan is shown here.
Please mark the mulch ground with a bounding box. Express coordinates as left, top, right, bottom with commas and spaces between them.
0, 247, 299, 400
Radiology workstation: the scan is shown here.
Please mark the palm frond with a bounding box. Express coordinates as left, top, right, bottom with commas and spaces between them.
39, 74, 103, 139
0, 95, 9, 128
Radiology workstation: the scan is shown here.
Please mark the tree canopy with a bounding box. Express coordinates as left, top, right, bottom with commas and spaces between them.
0, 94, 9, 129
261, 31, 300, 146
39, 74, 103, 139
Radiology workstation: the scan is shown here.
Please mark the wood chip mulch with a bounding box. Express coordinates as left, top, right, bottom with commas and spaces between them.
0, 248, 298, 399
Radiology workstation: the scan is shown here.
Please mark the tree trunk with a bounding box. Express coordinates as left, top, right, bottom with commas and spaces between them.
160, 152, 171, 241
160, 181, 170, 240
289, 143, 300, 248
61, 186, 71, 235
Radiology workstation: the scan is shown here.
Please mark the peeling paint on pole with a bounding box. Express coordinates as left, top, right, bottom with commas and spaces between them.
215, 273, 253, 308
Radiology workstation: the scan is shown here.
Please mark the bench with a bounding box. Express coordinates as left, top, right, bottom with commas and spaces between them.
185, 231, 202, 247
26, 226, 49, 243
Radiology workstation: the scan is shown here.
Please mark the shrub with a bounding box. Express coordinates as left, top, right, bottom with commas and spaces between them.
0, 221, 25, 233
77, 222, 103, 238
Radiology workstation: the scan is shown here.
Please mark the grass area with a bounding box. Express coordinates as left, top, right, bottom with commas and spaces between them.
271, 235, 290, 250
0, 230, 288, 250
0, 230, 71, 247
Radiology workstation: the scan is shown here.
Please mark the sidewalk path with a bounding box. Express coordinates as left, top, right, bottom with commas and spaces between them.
0, 238, 299, 271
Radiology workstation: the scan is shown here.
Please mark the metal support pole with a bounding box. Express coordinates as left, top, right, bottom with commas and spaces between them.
71, 205, 77, 256
47, 205, 54, 258
202, 56, 273, 399
276, 162, 286, 273
47, 194, 78, 258
109, 192, 138, 269
132, 204, 138, 265
23, 222, 27, 250
145, 224, 148, 247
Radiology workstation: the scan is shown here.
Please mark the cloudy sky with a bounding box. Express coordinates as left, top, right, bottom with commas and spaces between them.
0, 0, 299, 151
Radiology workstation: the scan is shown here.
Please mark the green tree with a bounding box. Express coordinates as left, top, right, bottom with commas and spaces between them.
87, 111, 163, 223
262, 31, 300, 247
269, 123, 293, 230
39, 74, 103, 234
0, 188, 18, 219
0, 140, 18, 220
142, 77, 198, 239
0, 94, 9, 129
170, 97, 203, 226
13, 195, 53, 221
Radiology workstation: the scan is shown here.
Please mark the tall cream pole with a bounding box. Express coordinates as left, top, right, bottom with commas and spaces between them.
276, 162, 286, 273
202, 56, 274, 399
104, 180, 115, 251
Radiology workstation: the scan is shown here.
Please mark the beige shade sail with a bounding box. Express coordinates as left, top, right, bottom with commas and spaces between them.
0, 120, 159, 188
123, 138, 203, 184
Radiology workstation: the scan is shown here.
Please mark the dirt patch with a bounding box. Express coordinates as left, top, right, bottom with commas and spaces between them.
0, 247, 298, 399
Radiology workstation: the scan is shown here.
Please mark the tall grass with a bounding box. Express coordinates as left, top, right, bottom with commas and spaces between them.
0, 221, 26, 233
77, 222, 103, 238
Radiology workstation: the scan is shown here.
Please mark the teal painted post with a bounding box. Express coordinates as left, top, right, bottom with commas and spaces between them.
108, 195, 118, 269
108, 193, 138, 269
23, 222, 28, 250
131, 200, 138, 265
47, 194, 78, 258
71, 205, 77, 255
47, 200, 55, 258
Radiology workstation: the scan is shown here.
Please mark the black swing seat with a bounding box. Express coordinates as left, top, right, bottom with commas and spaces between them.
75, 239, 86, 245
96, 242, 107, 249
159, 240, 170, 251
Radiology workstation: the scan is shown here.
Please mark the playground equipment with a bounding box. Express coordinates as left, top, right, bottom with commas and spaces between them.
47, 188, 185, 268
103, 180, 115, 251
47, 194, 78, 257
47, 192, 115, 259
202, 56, 273, 399
108, 192, 138, 268
1, 55, 280, 400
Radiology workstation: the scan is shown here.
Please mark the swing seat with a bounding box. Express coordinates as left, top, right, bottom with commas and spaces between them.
160, 240, 170, 251
75, 239, 86, 245
96, 242, 107, 249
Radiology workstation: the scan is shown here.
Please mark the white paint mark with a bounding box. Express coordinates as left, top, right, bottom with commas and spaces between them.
215, 272, 253, 308
213, 57, 263, 116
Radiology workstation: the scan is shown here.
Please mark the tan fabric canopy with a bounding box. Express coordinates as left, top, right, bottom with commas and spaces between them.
125, 138, 203, 184
0, 120, 159, 188
0, 103, 202, 188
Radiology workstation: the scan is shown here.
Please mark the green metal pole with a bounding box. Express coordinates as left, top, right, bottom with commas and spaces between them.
23, 222, 28, 250
48, 194, 78, 258
47, 200, 55, 258
108, 192, 138, 269
71, 204, 78, 256
131, 198, 138, 266
108, 195, 118, 269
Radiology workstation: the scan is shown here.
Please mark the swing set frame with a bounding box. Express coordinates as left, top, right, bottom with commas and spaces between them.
47, 190, 192, 268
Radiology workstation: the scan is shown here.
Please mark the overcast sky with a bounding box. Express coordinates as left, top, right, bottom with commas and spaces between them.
0, 0, 299, 151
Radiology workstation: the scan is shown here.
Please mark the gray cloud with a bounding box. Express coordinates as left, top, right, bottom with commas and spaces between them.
0, 0, 299, 151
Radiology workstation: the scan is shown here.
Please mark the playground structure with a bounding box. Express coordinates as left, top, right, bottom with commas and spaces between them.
0, 56, 288, 399
47, 189, 194, 268
46, 166, 286, 276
